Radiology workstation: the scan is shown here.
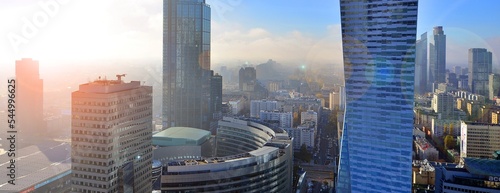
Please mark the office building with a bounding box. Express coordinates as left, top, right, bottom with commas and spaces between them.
329, 91, 339, 110
454, 66, 462, 76
210, 73, 223, 121
250, 100, 279, 118
157, 117, 293, 192
432, 92, 455, 119
460, 122, 500, 159
239, 66, 257, 91
15, 58, 45, 142
284, 123, 315, 150
489, 74, 500, 100
71, 76, 152, 192
163, 0, 211, 129
429, 26, 447, 86
337, 1, 418, 192
415, 32, 428, 95
469, 48, 493, 96
434, 158, 500, 193
259, 110, 293, 129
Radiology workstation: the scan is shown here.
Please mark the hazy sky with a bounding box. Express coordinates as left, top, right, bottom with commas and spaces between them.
0, 0, 499, 74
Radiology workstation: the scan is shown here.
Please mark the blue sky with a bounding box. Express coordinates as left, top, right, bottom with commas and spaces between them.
0, 0, 499, 70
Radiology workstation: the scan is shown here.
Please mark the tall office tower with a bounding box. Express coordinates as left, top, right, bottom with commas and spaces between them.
454, 66, 462, 76
163, 0, 211, 129
15, 58, 45, 142
210, 72, 223, 121
489, 74, 500, 100
468, 48, 493, 96
429, 26, 446, 88
239, 66, 257, 91
337, 1, 418, 192
415, 32, 428, 95
71, 77, 152, 193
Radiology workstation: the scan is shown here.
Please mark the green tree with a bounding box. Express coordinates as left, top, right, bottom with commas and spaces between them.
444, 135, 456, 150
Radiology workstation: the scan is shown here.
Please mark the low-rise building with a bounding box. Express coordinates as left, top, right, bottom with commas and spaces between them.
414, 136, 439, 161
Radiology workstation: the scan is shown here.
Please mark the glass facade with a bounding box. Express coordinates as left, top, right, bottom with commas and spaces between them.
337, 1, 418, 192
163, 0, 211, 129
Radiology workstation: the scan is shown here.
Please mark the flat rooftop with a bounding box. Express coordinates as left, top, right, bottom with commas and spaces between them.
153, 127, 211, 146
0, 141, 71, 192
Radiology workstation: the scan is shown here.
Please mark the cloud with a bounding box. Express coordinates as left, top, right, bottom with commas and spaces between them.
211, 22, 344, 69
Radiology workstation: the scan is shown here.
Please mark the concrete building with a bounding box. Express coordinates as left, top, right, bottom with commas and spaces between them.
163, 0, 212, 129
429, 26, 447, 87
239, 67, 257, 91
337, 0, 418, 192
15, 58, 45, 144
301, 110, 318, 127
284, 123, 316, 150
431, 119, 461, 137
469, 48, 493, 96
228, 98, 245, 115
259, 110, 293, 129
329, 91, 339, 110
460, 122, 500, 159
250, 100, 279, 118
432, 92, 455, 119
71, 77, 152, 192
414, 136, 439, 161
415, 32, 428, 95
489, 73, 500, 100
158, 117, 293, 192
412, 160, 436, 188
434, 158, 500, 193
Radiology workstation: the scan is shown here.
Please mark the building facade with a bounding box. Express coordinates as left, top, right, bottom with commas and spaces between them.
15, 58, 45, 143
460, 122, 500, 159
239, 66, 257, 91
429, 26, 447, 87
468, 48, 493, 96
71, 78, 152, 192
259, 111, 293, 129
489, 73, 500, 100
415, 32, 428, 95
163, 0, 211, 129
250, 100, 279, 118
337, 1, 418, 192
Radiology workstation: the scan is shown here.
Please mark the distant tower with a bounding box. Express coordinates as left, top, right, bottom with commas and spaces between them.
15, 58, 45, 144
239, 67, 256, 91
429, 26, 446, 88
469, 48, 493, 96
163, 0, 211, 129
71, 77, 152, 193
337, 0, 418, 192
415, 32, 428, 95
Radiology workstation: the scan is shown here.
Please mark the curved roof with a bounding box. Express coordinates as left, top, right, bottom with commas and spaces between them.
153, 127, 211, 147
464, 157, 500, 176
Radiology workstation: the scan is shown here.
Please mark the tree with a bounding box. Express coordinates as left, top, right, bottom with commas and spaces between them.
444, 135, 456, 150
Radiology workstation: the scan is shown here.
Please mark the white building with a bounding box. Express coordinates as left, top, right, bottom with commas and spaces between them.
431, 92, 455, 119
284, 123, 315, 150
71, 77, 152, 193
414, 136, 439, 161
301, 110, 318, 127
250, 100, 279, 118
329, 91, 339, 110
259, 111, 293, 128
460, 122, 500, 159
229, 99, 244, 115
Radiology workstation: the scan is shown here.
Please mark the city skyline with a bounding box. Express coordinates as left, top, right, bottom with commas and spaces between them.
0, 0, 499, 74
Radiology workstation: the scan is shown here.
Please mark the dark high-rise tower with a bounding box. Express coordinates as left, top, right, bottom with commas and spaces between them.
429, 26, 446, 88
337, 0, 418, 192
163, 0, 211, 129
15, 58, 45, 143
415, 32, 428, 95
469, 48, 493, 96
239, 67, 256, 91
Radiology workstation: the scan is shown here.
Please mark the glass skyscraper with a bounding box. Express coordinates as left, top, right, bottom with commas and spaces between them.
337, 1, 418, 192
429, 26, 446, 87
468, 48, 492, 96
163, 0, 211, 129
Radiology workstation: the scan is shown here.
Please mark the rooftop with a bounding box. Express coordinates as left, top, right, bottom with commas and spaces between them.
464, 157, 500, 176
153, 127, 211, 146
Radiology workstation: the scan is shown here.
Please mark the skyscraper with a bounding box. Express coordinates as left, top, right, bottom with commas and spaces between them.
71, 76, 152, 192
429, 26, 446, 88
239, 66, 257, 91
163, 0, 211, 129
468, 48, 493, 96
15, 58, 45, 143
337, 1, 418, 192
489, 73, 500, 100
415, 32, 428, 95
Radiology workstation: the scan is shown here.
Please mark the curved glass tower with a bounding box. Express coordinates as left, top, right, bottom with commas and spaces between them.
336, 0, 418, 192
163, 0, 211, 129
